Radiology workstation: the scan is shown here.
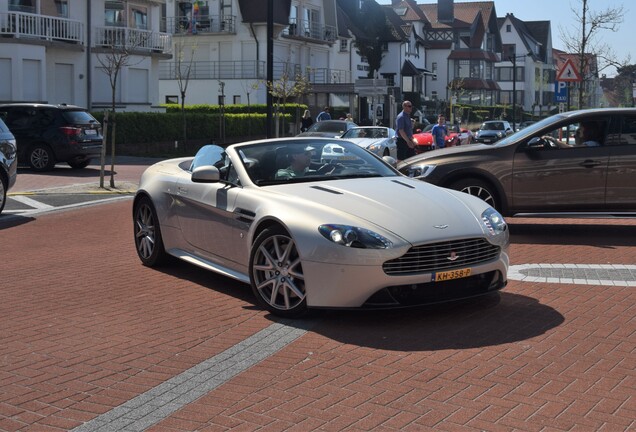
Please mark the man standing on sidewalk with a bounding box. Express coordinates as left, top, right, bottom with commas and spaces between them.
395, 101, 416, 162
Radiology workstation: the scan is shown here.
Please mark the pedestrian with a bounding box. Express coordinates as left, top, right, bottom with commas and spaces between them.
431, 114, 448, 149
316, 106, 331, 122
345, 113, 354, 122
395, 101, 416, 162
300, 109, 314, 132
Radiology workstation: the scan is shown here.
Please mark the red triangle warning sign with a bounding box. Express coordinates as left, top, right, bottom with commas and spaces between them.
557, 59, 582, 82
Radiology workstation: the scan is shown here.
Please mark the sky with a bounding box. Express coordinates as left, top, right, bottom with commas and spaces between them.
376, 0, 634, 77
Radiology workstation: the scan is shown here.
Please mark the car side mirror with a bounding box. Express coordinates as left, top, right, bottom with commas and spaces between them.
383, 155, 397, 167
192, 165, 220, 183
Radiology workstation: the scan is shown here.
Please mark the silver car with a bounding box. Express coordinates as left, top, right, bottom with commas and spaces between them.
338, 126, 398, 159
133, 138, 509, 317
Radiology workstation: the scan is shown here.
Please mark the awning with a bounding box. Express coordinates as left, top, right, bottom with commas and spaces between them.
401, 60, 435, 77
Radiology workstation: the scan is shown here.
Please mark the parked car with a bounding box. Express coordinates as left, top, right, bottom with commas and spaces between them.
397, 108, 636, 217
518, 120, 537, 130
412, 124, 472, 153
338, 126, 397, 159
297, 120, 357, 138
473, 120, 513, 144
133, 138, 509, 317
0, 117, 17, 215
0, 103, 102, 172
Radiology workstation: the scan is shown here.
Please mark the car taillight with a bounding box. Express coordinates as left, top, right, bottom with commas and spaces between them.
59, 126, 82, 143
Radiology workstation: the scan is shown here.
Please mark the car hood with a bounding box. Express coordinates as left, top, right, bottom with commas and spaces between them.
344, 138, 385, 147
269, 177, 487, 242
398, 143, 493, 166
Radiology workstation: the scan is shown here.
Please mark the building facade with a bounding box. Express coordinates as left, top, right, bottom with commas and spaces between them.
0, 0, 172, 110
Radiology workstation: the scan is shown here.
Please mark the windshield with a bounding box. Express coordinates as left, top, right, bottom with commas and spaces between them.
341, 127, 388, 139
236, 139, 399, 186
480, 122, 505, 131
493, 114, 568, 146
307, 121, 347, 133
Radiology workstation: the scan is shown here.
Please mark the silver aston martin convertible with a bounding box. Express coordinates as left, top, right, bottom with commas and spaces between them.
133, 138, 509, 317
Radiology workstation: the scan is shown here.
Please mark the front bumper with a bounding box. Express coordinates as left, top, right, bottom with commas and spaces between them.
302, 250, 509, 308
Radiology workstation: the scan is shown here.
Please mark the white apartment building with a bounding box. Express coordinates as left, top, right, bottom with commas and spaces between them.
0, 0, 172, 110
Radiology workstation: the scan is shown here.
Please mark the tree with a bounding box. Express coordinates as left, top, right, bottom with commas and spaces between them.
613, 64, 636, 106
560, 0, 626, 109
95, 28, 146, 188
339, 0, 393, 78
265, 68, 312, 136
174, 39, 197, 151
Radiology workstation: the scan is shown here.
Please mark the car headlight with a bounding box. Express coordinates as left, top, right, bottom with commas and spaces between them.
496, 132, 504, 138
481, 208, 507, 235
319, 224, 392, 249
367, 143, 381, 152
405, 164, 436, 178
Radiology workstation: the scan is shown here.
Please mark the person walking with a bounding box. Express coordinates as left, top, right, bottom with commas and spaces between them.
300, 109, 314, 132
395, 101, 416, 162
431, 114, 448, 149
316, 106, 331, 122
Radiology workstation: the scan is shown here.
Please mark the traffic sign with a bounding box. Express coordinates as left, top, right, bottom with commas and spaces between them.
554, 81, 568, 103
556, 59, 582, 82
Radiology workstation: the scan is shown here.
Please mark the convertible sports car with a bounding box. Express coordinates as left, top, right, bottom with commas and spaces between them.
133, 138, 509, 317
413, 124, 472, 153
337, 126, 398, 159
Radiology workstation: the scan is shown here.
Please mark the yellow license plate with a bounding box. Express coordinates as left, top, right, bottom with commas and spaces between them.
433, 268, 471, 282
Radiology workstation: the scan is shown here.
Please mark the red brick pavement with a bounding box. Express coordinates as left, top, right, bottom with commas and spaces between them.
0, 202, 634, 431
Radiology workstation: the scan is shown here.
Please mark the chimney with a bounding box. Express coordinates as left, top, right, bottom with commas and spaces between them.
438, 0, 454, 23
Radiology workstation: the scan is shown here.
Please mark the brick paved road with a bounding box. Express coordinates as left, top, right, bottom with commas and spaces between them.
0, 200, 634, 431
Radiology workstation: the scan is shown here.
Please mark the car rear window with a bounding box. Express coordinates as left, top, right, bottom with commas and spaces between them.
62, 110, 98, 124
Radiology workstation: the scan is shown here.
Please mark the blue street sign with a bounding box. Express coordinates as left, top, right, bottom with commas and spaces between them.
555, 81, 568, 103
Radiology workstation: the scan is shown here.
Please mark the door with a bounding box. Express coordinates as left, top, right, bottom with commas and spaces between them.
605, 114, 636, 209
174, 145, 244, 265
511, 117, 611, 212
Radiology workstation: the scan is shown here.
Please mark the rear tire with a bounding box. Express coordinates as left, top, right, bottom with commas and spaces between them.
133, 196, 169, 267
449, 178, 500, 210
68, 158, 91, 169
28, 144, 55, 172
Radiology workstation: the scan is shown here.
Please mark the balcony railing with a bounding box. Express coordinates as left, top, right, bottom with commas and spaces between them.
159, 60, 352, 84
0, 11, 83, 43
93, 26, 172, 55
283, 18, 336, 43
163, 15, 236, 35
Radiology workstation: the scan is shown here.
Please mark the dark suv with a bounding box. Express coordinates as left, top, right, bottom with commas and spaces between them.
0, 116, 17, 215
0, 103, 102, 171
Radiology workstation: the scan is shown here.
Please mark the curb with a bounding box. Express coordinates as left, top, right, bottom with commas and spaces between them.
8, 182, 139, 196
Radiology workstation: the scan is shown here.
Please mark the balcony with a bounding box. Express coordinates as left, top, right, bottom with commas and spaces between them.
159, 60, 352, 84
93, 26, 172, 55
0, 11, 83, 44
163, 15, 236, 35
283, 18, 336, 43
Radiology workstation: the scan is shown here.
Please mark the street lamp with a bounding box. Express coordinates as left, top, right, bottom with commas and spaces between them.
509, 52, 532, 131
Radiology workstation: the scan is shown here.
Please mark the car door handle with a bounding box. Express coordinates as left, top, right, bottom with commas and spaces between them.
579, 159, 603, 168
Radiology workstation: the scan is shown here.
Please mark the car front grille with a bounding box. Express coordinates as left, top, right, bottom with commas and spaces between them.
383, 238, 500, 275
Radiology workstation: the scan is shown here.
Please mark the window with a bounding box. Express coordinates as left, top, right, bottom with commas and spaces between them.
431, 62, 437, 80
8, 0, 35, 13
105, 1, 125, 27
131, 6, 148, 30
506, 24, 511, 32
340, 39, 348, 52
455, 60, 470, 78
233, 95, 241, 104
165, 95, 178, 104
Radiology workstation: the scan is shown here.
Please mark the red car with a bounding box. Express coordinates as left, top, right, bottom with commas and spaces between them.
413, 124, 473, 153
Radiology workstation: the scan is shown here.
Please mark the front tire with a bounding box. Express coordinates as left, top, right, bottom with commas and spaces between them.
449, 178, 499, 210
0, 176, 6, 215
249, 226, 307, 317
28, 144, 55, 171
133, 196, 169, 267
